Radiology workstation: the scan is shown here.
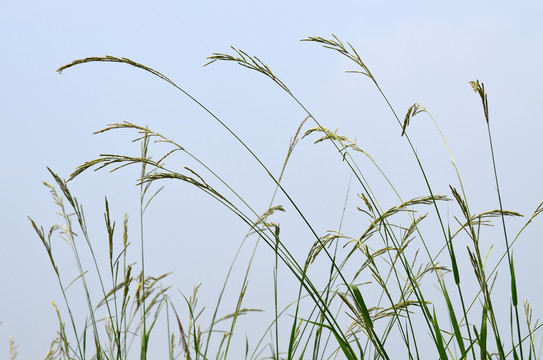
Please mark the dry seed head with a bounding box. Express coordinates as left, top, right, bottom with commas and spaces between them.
469, 79, 489, 123
401, 103, 427, 136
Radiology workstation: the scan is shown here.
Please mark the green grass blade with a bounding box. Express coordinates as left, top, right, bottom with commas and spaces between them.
443, 286, 466, 357
301, 319, 358, 360
348, 284, 373, 329
510, 255, 518, 307
480, 305, 488, 360
431, 307, 448, 360
448, 227, 460, 285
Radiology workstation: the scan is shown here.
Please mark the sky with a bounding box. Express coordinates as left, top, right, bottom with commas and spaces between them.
1, 1, 543, 358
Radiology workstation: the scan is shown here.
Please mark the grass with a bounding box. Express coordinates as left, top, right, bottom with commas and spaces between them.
23, 34, 543, 359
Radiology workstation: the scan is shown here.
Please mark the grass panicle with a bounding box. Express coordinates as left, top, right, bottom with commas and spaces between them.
26, 34, 542, 359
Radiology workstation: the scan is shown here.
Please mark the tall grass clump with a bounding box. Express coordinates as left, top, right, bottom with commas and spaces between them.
29, 34, 543, 359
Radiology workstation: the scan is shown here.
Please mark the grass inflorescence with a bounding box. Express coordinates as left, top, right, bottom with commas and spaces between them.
24, 34, 543, 359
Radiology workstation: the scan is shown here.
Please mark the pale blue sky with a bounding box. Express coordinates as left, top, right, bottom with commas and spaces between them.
1, 1, 542, 358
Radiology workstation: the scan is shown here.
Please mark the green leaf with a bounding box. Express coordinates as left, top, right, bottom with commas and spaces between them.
431, 307, 448, 360
480, 305, 488, 360
448, 227, 460, 285
301, 319, 358, 360
443, 286, 466, 357
348, 284, 373, 329
510, 255, 518, 307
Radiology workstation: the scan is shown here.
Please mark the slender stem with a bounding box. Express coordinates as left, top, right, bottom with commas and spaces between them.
486, 122, 524, 359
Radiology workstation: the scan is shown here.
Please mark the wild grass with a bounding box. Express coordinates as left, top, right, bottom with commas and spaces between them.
26, 34, 543, 359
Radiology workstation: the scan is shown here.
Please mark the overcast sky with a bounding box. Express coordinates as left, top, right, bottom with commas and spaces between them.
1, 1, 542, 358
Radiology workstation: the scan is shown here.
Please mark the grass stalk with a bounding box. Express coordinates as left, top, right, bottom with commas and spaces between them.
29, 34, 542, 359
